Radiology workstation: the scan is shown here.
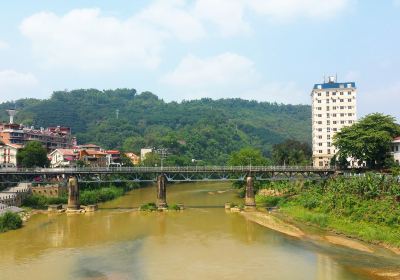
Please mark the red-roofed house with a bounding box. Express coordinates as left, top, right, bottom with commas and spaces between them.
391, 137, 400, 165
125, 152, 140, 165
49, 149, 80, 168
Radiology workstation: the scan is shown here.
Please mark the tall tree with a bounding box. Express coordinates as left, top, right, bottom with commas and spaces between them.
333, 113, 400, 169
17, 141, 49, 168
271, 139, 311, 166
228, 147, 270, 166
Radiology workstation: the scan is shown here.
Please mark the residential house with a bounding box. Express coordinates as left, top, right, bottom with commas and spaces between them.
105, 150, 121, 166
79, 149, 108, 167
140, 148, 153, 162
0, 141, 22, 167
125, 152, 140, 165
49, 149, 80, 168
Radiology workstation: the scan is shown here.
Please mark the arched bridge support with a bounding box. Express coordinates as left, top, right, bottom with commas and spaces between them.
67, 176, 80, 211
157, 174, 168, 209
245, 176, 256, 209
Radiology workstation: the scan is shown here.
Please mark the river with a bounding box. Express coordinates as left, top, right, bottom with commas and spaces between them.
0, 182, 399, 280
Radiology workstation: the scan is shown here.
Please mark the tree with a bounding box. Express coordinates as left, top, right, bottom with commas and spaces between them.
228, 147, 270, 166
141, 152, 161, 167
333, 113, 400, 169
17, 141, 50, 168
271, 139, 311, 166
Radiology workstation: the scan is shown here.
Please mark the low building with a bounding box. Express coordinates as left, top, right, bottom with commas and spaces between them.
31, 184, 67, 198
105, 150, 121, 166
125, 152, 140, 165
0, 142, 21, 167
79, 149, 108, 167
141, 148, 153, 162
49, 148, 80, 168
391, 136, 400, 165
78, 144, 102, 151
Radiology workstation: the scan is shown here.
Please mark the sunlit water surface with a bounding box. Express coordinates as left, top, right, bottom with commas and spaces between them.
0, 182, 399, 280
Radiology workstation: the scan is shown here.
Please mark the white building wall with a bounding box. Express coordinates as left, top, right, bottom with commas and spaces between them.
311, 79, 357, 167
391, 140, 400, 165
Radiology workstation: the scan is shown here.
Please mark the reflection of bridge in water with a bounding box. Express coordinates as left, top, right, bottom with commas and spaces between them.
0, 166, 336, 209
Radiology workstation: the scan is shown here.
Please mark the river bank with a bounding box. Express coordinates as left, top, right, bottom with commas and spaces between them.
241, 209, 400, 280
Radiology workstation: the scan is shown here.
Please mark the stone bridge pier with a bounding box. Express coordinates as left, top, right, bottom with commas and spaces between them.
245, 176, 256, 209
157, 174, 168, 209
67, 176, 80, 211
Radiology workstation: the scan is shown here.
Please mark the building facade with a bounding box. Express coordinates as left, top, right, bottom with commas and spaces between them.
391, 137, 400, 165
0, 142, 21, 167
311, 77, 357, 167
0, 122, 74, 151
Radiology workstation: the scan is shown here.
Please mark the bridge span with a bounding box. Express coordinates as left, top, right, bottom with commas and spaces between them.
0, 166, 336, 209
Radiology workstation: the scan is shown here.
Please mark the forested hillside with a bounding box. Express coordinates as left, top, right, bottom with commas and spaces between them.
0, 89, 311, 164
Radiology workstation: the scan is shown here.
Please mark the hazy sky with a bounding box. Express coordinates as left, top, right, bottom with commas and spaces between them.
0, 1, 399, 120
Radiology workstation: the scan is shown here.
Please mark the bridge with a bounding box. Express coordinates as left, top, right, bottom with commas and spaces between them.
0, 166, 336, 210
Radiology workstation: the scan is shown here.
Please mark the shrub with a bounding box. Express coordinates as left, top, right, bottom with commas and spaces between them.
140, 202, 157, 211
0, 212, 23, 233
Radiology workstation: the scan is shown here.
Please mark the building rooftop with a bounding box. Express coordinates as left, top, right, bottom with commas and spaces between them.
313, 81, 356, 90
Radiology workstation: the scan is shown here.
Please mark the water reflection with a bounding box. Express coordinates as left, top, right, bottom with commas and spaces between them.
0, 182, 398, 280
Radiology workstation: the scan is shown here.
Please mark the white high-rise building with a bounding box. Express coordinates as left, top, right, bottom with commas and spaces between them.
311, 76, 357, 167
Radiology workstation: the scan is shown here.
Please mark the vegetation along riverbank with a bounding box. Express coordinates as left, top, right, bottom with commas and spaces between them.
254, 173, 400, 250
0, 212, 23, 233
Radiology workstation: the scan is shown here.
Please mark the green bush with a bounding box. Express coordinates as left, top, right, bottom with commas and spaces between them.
22, 195, 67, 209
80, 186, 124, 205
140, 202, 157, 211
255, 195, 284, 207
0, 212, 23, 233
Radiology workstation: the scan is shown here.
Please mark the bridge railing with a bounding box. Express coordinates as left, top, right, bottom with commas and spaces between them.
0, 165, 336, 174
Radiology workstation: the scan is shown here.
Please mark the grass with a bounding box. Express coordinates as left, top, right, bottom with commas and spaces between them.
280, 204, 400, 247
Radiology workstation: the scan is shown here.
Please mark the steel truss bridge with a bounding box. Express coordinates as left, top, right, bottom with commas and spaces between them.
0, 166, 336, 184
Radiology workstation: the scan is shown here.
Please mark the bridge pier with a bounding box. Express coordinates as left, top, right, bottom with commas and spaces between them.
157, 174, 167, 209
67, 176, 80, 211
245, 176, 256, 209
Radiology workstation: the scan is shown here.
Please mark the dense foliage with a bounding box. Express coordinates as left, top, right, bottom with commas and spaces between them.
0, 89, 311, 165
333, 113, 400, 169
0, 212, 23, 233
271, 139, 311, 165
257, 174, 400, 245
17, 141, 50, 168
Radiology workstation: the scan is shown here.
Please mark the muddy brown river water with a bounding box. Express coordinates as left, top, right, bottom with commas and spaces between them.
0, 182, 399, 280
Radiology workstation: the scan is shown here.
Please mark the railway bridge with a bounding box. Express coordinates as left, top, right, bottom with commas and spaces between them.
0, 166, 336, 209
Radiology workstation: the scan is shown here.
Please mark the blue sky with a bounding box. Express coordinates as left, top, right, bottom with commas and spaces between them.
0, 0, 399, 120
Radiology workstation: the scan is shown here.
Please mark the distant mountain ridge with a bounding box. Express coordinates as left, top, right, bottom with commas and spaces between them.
0, 89, 311, 164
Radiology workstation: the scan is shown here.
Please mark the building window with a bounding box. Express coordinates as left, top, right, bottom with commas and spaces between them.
348, 99, 352, 102
318, 100, 321, 103
333, 113, 337, 117
349, 120, 353, 124
327, 149, 331, 154
326, 99, 330, 103
317, 93, 321, 96
348, 91, 351, 95
396, 145, 399, 152
333, 106, 337, 110
333, 128, 337, 132
319, 150, 323, 154
327, 120, 330, 125
326, 106, 330, 111
319, 161, 323, 166
318, 143, 322, 146
318, 135, 322, 139
348, 106, 353, 109
332, 92, 336, 96
333, 121, 337, 124
340, 92, 344, 95
340, 106, 344, 109
327, 135, 331, 140
340, 99, 344, 102
341, 120, 345, 124
348, 113, 353, 116
332, 99, 337, 103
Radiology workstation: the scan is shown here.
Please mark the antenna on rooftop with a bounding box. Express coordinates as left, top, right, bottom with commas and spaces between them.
6, 109, 18, 124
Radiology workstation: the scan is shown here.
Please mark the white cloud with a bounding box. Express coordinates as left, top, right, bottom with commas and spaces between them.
138, 0, 205, 42
194, 0, 250, 36
0, 70, 39, 102
162, 52, 259, 88
20, 5, 201, 70
0, 40, 9, 50
247, 0, 351, 21
162, 52, 306, 104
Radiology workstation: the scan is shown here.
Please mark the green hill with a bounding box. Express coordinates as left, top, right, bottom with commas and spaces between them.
0, 89, 311, 164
